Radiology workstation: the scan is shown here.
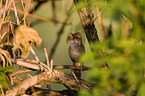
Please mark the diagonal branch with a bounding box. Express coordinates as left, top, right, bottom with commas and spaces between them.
49, 4, 74, 59
96, 7, 105, 41
73, 0, 99, 42
10, 7, 56, 23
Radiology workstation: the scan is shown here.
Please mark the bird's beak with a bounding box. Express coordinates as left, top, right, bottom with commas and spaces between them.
70, 33, 76, 40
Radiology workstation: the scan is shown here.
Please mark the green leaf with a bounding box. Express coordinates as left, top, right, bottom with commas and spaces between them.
0, 80, 9, 89
0, 66, 13, 73
4, 66, 13, 73
0, 72, 6, 80
79, 89, 91, 96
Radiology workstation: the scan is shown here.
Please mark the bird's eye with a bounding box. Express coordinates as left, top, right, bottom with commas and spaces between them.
75, 36, 79, 39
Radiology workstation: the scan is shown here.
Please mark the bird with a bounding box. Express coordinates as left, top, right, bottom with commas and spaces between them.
68, 32, 85, 78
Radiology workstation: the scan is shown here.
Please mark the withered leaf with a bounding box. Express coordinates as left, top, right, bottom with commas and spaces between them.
13, 25, 42, 58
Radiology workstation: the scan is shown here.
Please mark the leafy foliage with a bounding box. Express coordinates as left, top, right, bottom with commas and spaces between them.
0, 66, 13, 94
80, 0, 145, 96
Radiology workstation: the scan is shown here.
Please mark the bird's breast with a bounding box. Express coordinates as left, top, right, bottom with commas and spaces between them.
69, 46, 84, 62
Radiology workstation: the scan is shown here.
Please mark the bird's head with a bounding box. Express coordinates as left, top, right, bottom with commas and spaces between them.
70, 32, 82, 43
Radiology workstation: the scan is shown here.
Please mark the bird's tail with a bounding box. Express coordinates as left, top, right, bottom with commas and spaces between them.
73, 62, 81, 78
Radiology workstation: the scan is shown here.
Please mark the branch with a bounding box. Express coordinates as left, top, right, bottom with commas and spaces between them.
10, 69, 32, 77
31, 90, 64, 96
49, 4, 73, 59
12, 59, 90, 71
6, 67, 93, 95
10, 7, 57, 23
7, 59, 93, 95
51, 0, 57, 22
53, 65, 90, 70
73, 0, 99, 42
96, 7, 105, 41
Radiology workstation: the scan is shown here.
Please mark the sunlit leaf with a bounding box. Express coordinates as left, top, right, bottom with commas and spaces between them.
0, 80, 9, 89
13, 25, 43, 58
4, 66, 13, 73
0, 72, 6, 81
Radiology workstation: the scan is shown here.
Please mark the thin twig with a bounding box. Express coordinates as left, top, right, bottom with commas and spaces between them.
0, 0, 2, 8
9, 75, 14, 85
72, 71, 81, 89
30, 47, 41, 64
51, 0, 57, 22
50, 60, 53, 73
10, 69, 32, 77
6, 0, 13, 11
27, 73, 33, 78
63, 85, 76, 96
96, 7, 105, 41
49, 4, 73, 60
0, 85, 4, 96
94, 8, 104, 22
0, 54, 6, 68
12, 0, 20, 25
10, 7, 57, 23
44, 48, 50, 68
30, 46, 42, 71
4, 0, 8, 12
23, 0, 31, 25
20, 0, 25, 11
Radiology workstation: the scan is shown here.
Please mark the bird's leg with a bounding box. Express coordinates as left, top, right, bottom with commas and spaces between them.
73, 62, 81, 79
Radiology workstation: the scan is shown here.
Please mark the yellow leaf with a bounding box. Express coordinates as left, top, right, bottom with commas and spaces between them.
13, 25, 42, 58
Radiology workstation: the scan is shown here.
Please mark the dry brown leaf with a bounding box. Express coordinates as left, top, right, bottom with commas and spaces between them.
0, 48, 12, 67
13, 25, 42, 58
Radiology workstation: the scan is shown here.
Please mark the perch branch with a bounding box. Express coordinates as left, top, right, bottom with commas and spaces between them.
14, 59, 90, 70
6, 65, 93, 96
53, 65, 90, 70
